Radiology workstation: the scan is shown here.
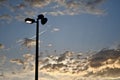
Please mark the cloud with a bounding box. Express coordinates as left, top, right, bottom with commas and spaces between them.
87, 49, 120, 73
10, 53, 35, 72
0, 0, 106, 16
44, 0, 105, 16
24, 10, 36, 17
47, 43, 53, 47
16, 30, 46, 48
0, 0, 7, 6
15, 14, 26, 21
0, 14, 12, 22
24, 0, 52, 8
23, 53, 34, 62
48, 10, 65, 16
51, 28, 60, 32
0, 55, 6, 65
20, 38, 36, 48
10, 59, 24, 65
1, 49, 120, 79
85, 0, 105, 14
54, 0, 105, 15
9, 3, 26, 12
17, 38, 37, 48
10, 53, 34, 66
0, 0, 106, 24
109, 42, 120, 50
14, 3, 26, 10
0, 43, 4, 49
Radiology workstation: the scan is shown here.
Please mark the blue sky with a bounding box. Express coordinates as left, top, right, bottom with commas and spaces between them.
0, 0, 120, 58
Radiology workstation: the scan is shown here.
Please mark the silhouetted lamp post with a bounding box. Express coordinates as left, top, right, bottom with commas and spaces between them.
25, 14, 48, 80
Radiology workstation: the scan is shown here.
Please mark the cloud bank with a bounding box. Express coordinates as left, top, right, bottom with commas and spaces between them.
0, 47, 120, 80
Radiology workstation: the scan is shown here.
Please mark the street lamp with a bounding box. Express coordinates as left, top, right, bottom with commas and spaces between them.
25, 14, 48, 80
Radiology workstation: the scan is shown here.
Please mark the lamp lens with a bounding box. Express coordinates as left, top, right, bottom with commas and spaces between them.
26, 21, 32, 24
25, 18, 35, 24
41, 18, 48, 25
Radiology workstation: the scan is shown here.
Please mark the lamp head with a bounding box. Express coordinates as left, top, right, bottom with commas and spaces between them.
38, 14, 44, 20
41, 18, 48, 25
25, 18, 35, 24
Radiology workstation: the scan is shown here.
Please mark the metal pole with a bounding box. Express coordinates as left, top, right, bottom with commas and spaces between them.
35, 19, 39, 80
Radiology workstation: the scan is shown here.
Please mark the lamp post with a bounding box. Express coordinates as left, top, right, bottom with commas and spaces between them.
25, 14, 48, 80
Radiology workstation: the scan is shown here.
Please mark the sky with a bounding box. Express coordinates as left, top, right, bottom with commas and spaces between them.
0, 0, 120, 80
0, 0, 120, 57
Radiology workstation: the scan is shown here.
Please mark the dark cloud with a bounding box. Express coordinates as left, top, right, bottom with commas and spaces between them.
20, 38, 36, 48
0, 43, 4, 49
10, 59, 24, 65
0, 0, 7, 5
87, 49, 120, 74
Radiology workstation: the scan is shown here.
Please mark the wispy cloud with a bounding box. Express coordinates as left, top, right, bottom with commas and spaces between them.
8, 3, 26, 12
51, 27, 60, 32
0, 14, 12, 23
24, 0, 52, 8
16, 30, 47, 49
24, 10, 36, 17
47, 43, 53, 47
15, 14, 26, 21
30, 30, 47, 39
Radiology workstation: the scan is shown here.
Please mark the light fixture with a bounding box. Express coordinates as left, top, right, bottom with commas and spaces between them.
25, 18, 35, 24
41, 18, 48, 25
38, 14, 44, 19
24, 14, 48, 80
